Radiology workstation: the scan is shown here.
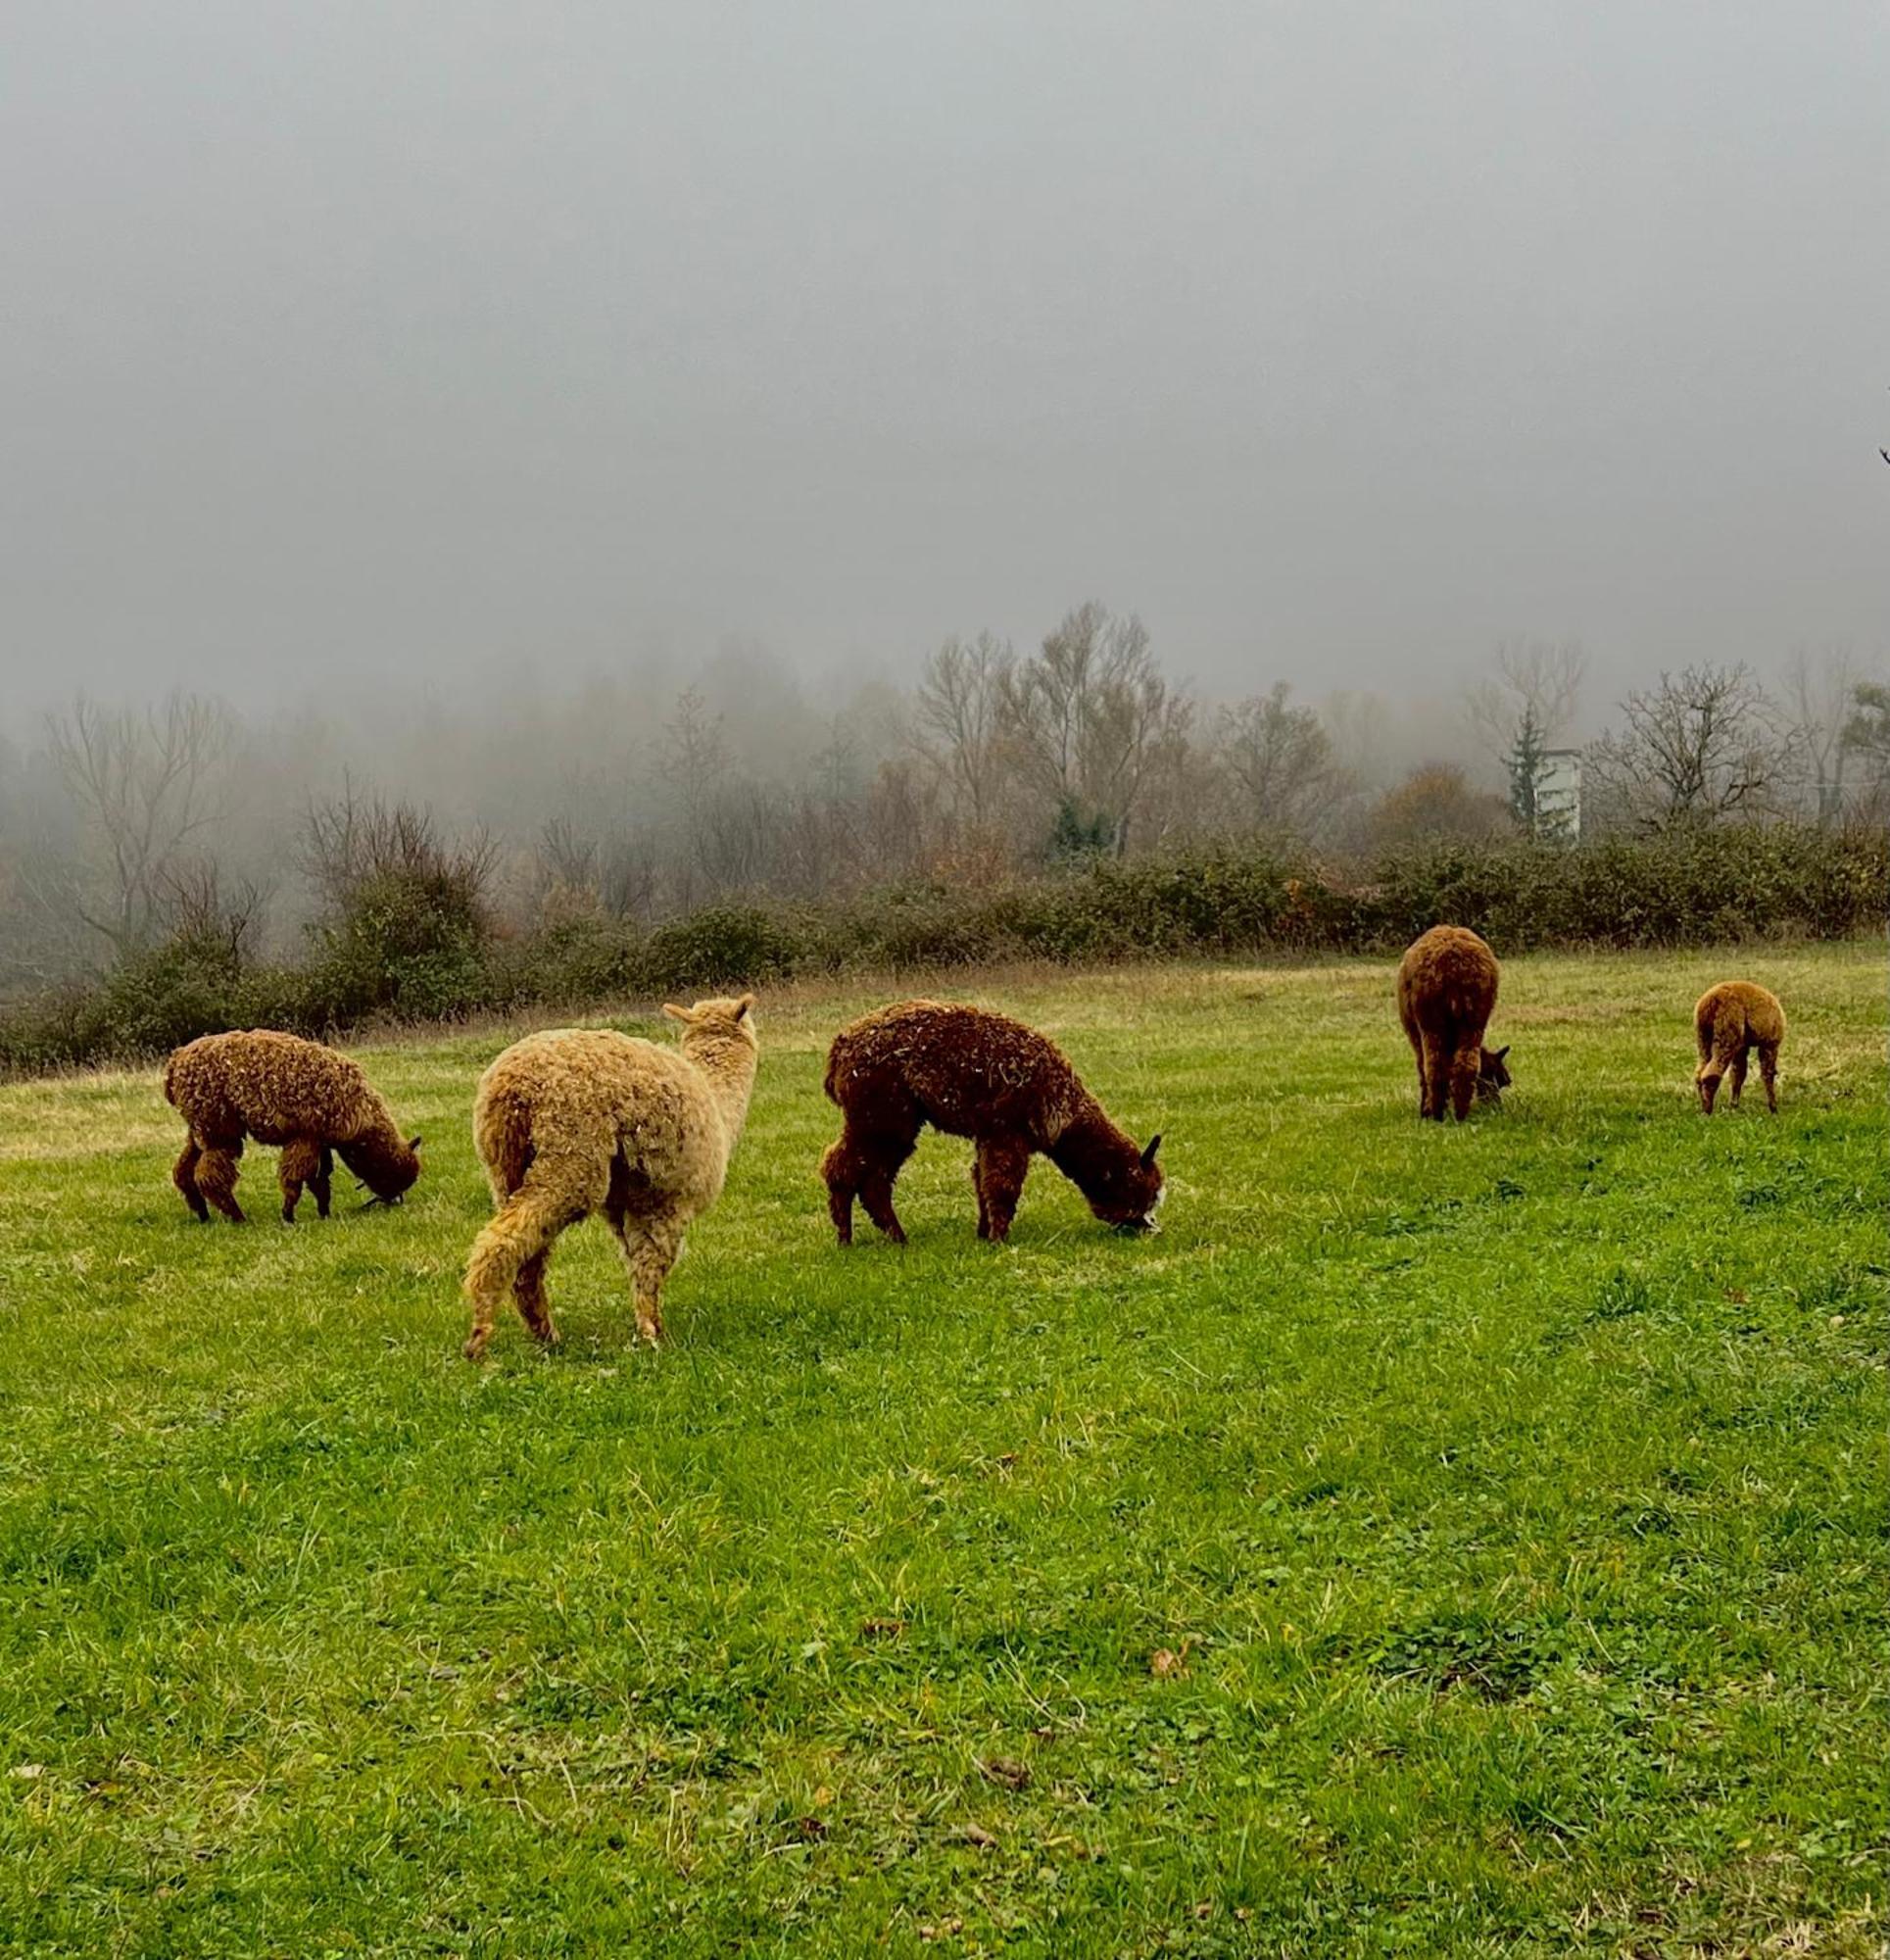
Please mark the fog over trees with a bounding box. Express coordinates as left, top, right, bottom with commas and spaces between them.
3, 623, 1882, 996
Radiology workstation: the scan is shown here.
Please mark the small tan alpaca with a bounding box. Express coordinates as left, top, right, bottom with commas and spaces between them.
1694, 980, 1784, 1114
163, 1030, 421, 1223
461, 996, 758, 1359
1396, 925, 1510, 1121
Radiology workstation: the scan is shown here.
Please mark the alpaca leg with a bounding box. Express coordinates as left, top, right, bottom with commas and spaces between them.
1699, 1036, 1739, 1115
311, 1146, 334, 1219
196, 1141, 246, 1223
1447, 1045, 1480, 1122
974, 1137, 1031, 1243
462, 1160, 598, 1360
1726, 1050, 1749, 1109
278, 1137, 321, 1223
172, 1139, 209, 1222
820, 1133, 863, 1247
858, 1138, 914, 1246
1758, 1041, 1779, 1113
1418, 1034, 1450, 1120
613, 1214, 686, 1346
512, 1251, 557, 1347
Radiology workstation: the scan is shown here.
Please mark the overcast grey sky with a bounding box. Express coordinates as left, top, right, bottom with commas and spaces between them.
3, 0, 1886, 725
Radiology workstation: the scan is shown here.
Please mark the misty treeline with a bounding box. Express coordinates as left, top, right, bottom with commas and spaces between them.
1, 605, 1884, 995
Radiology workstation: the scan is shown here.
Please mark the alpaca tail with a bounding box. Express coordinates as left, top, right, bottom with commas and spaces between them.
461, 1171, 576, 1359
1697, 996, 1742, 1069
162, 1054, 180, 1107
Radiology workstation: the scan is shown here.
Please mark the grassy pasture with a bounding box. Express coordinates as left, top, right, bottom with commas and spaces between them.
0, 944, 1884, 1958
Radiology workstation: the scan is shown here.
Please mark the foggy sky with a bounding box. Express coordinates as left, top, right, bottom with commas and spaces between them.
3, 0, 1887, 729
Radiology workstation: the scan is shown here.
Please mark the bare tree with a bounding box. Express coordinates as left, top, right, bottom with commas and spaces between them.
1842, 680, 1890, 818
999, 603, 1192, 857
1584, 663, 1794, 832
657, 688, 735, 906
1213, 683, 1343, 838
1465, 641, 1587, 836
912, 632, 1015, 832
535, 814, 602, 912
1782, 646, 1863, 821
45, 691, 239, 956
303, 786, 496, 914
1465, 642, 1586, 756
160, 859, 268, 964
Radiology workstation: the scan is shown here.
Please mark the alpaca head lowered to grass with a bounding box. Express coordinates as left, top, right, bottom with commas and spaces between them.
1476, 1046, 1512, 1106
340, 1129, 422, 1206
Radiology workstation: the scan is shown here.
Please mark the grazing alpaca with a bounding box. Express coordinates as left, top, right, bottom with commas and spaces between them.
1396, 926, 1510, 1122
1694, 980, 1784, 1114
461, 996, 758, 1359
163, 1030, 421, 1223
820, 1000, 1163, 1245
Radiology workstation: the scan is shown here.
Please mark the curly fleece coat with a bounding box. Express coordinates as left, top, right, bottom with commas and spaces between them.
1396, 926, 1511, 1122
163, 1030, 421, 1223
820, 1000, 1163, 1245
1694, 980, 1784, 1113
461, 995, 758, 1358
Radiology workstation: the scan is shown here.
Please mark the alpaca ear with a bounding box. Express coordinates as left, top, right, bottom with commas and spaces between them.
409, 1135, 422, 1152
734, 993, 755, 1021
1140, 1133, 1162, 1168
1492, 1047, 1510, 1062
662, 1004, 694, 1025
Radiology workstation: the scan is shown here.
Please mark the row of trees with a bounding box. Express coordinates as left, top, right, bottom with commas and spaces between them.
3, 613, 1885, 990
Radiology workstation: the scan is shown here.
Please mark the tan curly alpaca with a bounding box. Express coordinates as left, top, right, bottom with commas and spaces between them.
1694, 980, 1784, 1113
163, 1030, 421, 1223
461, 996, 758, 1358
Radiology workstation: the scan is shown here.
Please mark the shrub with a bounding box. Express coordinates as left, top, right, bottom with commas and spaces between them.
635, 906, 811, 997
3, 824, 1882, 1078
487, 914, 644, 1010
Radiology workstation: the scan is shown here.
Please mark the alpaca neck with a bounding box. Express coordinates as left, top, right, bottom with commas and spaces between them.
683, 1031, 759, 1148
1046, 1100, 1137, 1198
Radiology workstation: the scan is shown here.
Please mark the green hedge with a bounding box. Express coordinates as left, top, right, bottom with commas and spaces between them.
3, 826, 1883, 1077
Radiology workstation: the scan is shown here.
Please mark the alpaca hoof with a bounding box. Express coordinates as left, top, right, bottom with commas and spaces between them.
462, 1333, 490, 1362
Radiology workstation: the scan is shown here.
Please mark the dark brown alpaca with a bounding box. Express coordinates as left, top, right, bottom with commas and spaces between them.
1396, 926, 1510, 1121
820, 1001, 1163, 1245
163, 1030, 421, 1223
1694, 980, 1784, 1114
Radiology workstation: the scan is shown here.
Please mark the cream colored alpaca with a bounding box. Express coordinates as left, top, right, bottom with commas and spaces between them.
461, 996, 758, 1358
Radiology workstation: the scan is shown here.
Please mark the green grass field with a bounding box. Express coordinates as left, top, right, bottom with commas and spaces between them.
1, 945, 1884, 1958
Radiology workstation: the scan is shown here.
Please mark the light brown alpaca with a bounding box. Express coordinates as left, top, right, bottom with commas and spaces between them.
461, 996, 758, 1359
1694, 980, 1784, 1114
1396, 926, 1510, 1122
163, 1030, 421, 1223
820, 1000, 1163, 1245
